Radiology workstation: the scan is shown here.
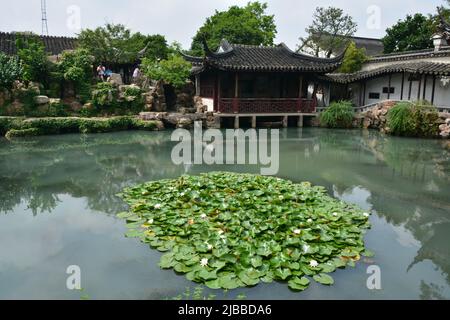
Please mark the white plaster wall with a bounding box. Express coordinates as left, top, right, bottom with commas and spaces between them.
201, 98, 214, 112
433, 79, 450, 107
354, 73, 450, 107
363, 74, 404, 104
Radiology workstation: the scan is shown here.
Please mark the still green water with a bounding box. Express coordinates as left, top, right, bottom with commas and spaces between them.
0, 128, 449, 300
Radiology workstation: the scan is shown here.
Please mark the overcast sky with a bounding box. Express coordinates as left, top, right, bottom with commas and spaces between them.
0, 0, 445, 49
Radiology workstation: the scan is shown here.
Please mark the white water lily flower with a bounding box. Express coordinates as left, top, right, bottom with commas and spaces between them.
200, 258, 208, 267
363, 212, 370, 217
309, 260, 319, 268
207, 243, 213, 250
201, 214, 207, 219
303, 244, 310, 253
148, 219, 154, 224
307, 219, 313, 223
154, 204, 162, 210
332, 212, 339, 217
279, 195, 284, 200
293, 229, 301, 235
218, 230, 224, 235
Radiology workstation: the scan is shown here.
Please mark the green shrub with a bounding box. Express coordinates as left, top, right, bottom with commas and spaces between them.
387, 101, 439, 137
387, 102, 413, 136
121, 85, 144, 113
5, 128, 40, 139
92, 82, 118, 108
0, 116, 160, 137
0, 53, 23, 89
320, 101, 355, 128
14, 83, 40, 107
0, 117, 24, 135
58, 49, 94, 102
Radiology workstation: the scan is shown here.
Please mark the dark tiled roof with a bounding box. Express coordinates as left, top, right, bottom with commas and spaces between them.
0, 32, 77, 56
183, 40, 344, 73
368, 47, 450, 63
327, 61, 450, 83
349, 36, 384, 56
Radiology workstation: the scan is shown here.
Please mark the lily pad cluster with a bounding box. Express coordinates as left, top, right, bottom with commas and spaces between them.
117, 172, 372, 291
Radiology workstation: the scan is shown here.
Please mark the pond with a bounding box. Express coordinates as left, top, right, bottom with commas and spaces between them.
0, 128, 449, 300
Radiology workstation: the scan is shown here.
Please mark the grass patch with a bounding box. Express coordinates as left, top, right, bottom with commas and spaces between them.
320, 101, 355, 128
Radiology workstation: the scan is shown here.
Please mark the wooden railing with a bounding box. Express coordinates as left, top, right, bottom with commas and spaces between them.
218, 98, 317, 114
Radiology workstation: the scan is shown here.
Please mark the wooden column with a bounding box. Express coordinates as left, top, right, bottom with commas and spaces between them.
359, 82, 363, 106
387, 74, 392, 100
214, 73, 219, 112
195, 74, 200, 96
297, 115, 304, 128
431, 75, 436, 105
233, 72, 239, 114
362, 82, 366, 106
218, 74, 221, 109
251, 116, 257, 129
422, 75, 428, 100
417, 74, 422, 100
400, 72, 405, 100
408, 74, 413, 100
297, 75, 303, 113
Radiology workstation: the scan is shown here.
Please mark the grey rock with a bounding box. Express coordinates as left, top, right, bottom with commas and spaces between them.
34, 95, 50, 105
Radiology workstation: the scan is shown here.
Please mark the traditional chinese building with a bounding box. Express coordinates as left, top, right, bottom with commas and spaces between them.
182, 39, 344, 126
328, 13, 450, 112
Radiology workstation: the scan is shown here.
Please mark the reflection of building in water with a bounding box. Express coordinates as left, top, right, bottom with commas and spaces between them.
0, 132, 184, 215
408, 223, 450, 278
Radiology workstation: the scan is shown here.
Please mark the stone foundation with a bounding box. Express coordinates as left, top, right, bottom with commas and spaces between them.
139, 112, 206, 129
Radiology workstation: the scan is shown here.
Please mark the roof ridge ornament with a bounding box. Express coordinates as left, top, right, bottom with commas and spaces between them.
201, 37, 214, 57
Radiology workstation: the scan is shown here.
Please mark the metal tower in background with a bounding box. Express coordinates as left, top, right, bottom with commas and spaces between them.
41, 0, 49, 35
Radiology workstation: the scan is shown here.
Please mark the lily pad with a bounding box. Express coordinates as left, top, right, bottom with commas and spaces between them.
313, 273, 335, 285
118, 172, 371, 291
288, 277, 311, 291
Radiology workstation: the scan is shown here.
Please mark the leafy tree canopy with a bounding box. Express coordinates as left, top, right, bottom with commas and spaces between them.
382, 14, 434, 53
58, 49, 94, 83
191, 2, 277, 55
298, 7, 357, 58
338, 42, 367, 73
78, 23, 169, 64
141, 54, 192, 88
15, 34, 51, 85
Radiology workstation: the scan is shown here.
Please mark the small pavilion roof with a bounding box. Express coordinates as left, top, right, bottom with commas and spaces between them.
182, 39, 344, 74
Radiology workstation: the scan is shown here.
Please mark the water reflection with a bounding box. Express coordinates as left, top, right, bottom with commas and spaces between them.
0, 128, 449, 299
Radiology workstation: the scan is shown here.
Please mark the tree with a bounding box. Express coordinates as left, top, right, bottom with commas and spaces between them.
78, 24, 169, 64
142, 34, 170, 61
16, 34, 51, 85
141, 54, 192, 88
58, 49, 94, 101
299, 7, 357, 58
338, 42, 367, 73
0, 52, 23, 89
382, 14, 434, 53
191, 2, 277, 55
